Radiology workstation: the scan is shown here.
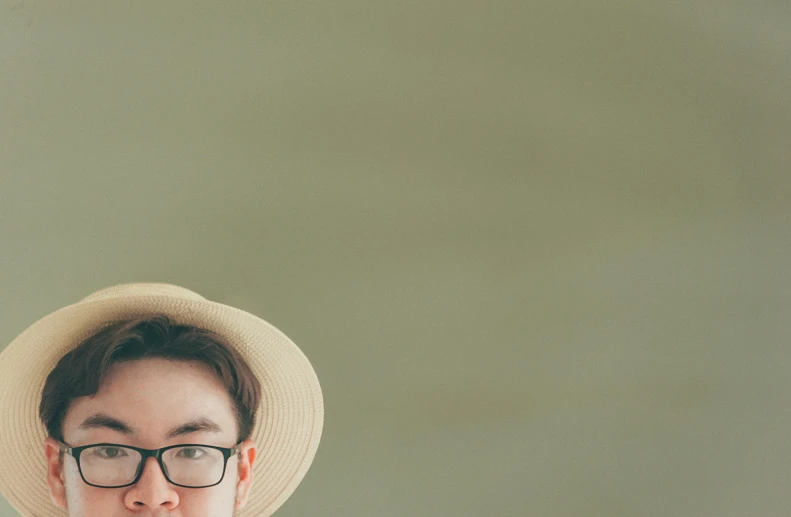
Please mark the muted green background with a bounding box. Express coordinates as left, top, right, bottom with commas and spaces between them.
1, 0, 790, 515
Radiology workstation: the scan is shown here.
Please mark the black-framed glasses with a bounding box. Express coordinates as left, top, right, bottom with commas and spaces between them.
58, 441, 243, 488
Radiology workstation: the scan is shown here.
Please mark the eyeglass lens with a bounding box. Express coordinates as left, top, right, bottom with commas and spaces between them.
79, 445, 226, 487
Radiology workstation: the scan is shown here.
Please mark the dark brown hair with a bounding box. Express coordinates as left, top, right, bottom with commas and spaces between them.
39, 314, 262, 443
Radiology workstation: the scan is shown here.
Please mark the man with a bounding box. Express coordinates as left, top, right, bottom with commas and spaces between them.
0, 283, 324, 517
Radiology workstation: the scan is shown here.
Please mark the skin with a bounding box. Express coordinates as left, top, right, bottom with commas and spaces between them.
43, 358, 257, 517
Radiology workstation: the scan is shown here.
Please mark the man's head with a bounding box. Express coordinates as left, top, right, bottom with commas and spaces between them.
38, 315, 262, 516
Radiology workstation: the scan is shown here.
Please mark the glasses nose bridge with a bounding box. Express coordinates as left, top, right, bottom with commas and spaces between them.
138, 447, 168, 470
140, 447, 164, 459
136, 447, 171, 482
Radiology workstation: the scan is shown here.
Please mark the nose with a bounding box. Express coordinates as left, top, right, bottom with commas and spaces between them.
123, 457, 179, 511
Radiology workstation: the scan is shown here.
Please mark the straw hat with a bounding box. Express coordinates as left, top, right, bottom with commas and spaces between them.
0, 283, 324, 517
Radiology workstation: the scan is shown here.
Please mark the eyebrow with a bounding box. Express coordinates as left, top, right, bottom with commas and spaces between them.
79, 413, 136, 435
165, 417, 224, 438
78, 413, 224, 439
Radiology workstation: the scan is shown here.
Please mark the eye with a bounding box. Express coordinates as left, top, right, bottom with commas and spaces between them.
93, 447, 128, 459
176, 447, 206, 459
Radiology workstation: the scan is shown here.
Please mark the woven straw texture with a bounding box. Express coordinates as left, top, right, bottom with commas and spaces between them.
0, 283, 324, 517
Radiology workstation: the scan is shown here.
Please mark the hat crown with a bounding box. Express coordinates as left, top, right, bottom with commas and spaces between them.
79, 283, 207, 303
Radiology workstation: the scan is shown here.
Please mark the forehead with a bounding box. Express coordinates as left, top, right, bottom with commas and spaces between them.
62, 358, 237, 443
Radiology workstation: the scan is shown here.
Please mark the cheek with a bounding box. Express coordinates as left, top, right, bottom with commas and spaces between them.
184, 471, 239, 511
63, 468, 120, 514
176, 486, 236, 516
62, 460, 87, 499
199, 475, 238, 505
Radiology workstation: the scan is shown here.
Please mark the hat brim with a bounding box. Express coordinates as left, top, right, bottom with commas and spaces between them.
0, 283, 324, 517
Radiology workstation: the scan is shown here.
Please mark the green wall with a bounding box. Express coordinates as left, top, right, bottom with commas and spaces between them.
1, 1, 789, 515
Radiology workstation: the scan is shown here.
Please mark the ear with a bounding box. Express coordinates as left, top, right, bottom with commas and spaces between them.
234, 439, 258, 509
43, 437, 68, 508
